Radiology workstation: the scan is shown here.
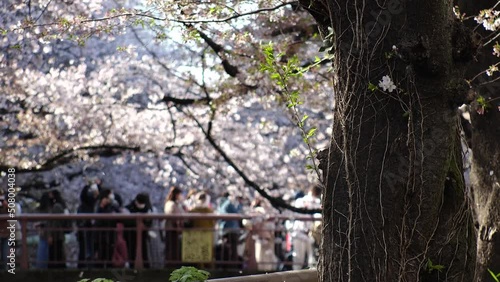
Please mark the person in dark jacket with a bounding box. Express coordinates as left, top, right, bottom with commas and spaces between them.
124, 193, 152, 268
77, 178, 101, 268
94, 189, 121, 268
47, 190, 67, 269
37, 190, 67, 269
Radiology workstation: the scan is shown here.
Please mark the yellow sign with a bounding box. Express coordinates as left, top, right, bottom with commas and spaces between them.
182, 230, 213, 262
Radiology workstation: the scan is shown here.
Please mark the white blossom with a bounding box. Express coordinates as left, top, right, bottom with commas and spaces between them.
475, 9, 500, 31
378, 75, 397, 93
486, 65, 499, 76
0, 0, 333, 207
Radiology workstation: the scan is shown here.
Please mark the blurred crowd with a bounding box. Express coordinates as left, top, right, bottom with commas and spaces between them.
1, 179, 322, 271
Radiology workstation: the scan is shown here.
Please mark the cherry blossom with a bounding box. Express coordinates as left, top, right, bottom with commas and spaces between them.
378, 75, 397, 93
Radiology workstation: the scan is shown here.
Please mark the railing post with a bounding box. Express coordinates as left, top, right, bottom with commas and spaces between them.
20, 218, 28, 269
134, 217, 144, 269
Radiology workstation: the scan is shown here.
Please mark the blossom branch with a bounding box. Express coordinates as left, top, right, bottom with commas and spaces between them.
180, 107, 321, 214
170, 2, 297, 24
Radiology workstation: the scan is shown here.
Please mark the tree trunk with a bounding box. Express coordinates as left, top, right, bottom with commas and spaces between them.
456, 1, 500, 280
470, 106, 500, 282
301, 0, 477, 281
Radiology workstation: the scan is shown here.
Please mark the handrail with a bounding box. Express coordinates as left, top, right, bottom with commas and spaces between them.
208, 269, 318, 282
0, 213, 321, 221
1, 212, 321, 271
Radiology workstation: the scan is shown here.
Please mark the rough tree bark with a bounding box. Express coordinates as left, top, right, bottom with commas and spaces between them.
470, 101, 500, 282
300, 0, 478, 281
457, 1, 500, 280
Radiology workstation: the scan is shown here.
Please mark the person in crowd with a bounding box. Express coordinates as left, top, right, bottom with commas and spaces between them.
146, 201, 165, 268
186, 192, 216, 268
217, 192, 243, 267
163, 186, 185, 267
188, 192, 215, 224
0, 190, 9, 270
244, 198, 278, 271
112, 222, 128, 268
35, 193, 50, 269
124, 192, 152, 268
77, 178, 101, 268
94, 189, 121, 268
183, 189, 198, 211
46, 190, 68, 268
294, 190, 305, 201
36, 190, 67, 269
289, 185, 322, 270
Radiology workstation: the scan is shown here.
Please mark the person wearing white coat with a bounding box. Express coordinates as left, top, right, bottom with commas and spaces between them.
289, 185, 322, 270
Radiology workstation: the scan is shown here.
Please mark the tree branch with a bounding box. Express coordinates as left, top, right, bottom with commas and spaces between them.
171, 2, 297, 24
162, 95, 212, 106
42, 144, 140, 167
181, 108, 321, 214
185, 25, 239, 78
1, 144, 140, 173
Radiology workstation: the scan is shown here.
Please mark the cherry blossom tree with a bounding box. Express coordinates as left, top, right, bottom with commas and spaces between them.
0, 1, 330, 212
1, 0, 500, 281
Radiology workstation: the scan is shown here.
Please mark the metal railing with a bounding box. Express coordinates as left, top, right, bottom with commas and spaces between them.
0, 213, 321, 271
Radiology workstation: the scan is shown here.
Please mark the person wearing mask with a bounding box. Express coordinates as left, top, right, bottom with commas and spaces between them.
163, 186, 185, 267
217, 192, 243, 267
77, 178, 101, 268
94, 189, 121, 268
124, 193, 152, 268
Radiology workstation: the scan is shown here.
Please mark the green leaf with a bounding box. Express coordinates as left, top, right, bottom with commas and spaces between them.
426, 258, 445, 273
368, 82, 378, 92
133, 18, 145, 28
305, 164, 314, 170
319, 45, 334, 53
300, 115, 309, 124
306, 127, 317, 139
488, 269, 500, 282
169, 266, 210, 282
477, 95, 490, 109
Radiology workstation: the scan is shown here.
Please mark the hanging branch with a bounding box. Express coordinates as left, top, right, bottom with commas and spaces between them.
170, 2, 297, 24
1, 144, 140, 173
180, 107, 321, 214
